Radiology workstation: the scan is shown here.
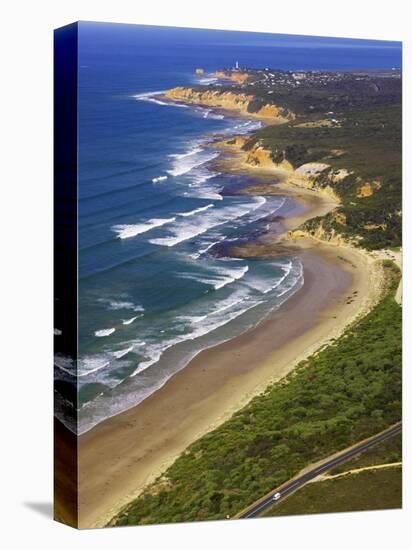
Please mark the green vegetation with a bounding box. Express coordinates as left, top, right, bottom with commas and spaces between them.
112, 263, 401, 526
263, 428, 402, 517
247, 98, 267, 114
262, 466, 402, 517
191, 71, 402, 249
208, 70, 401, 117
330, 432, 402, 474
244, 104, 402, 250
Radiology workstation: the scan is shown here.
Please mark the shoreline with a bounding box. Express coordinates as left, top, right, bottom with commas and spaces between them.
75, 95, 386, 529
79, 240, 381, 528
160, 89, 294, 124
78, 167, 383, 527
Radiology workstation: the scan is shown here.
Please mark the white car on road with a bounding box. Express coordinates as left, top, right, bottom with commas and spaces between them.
272, 492, 281, 501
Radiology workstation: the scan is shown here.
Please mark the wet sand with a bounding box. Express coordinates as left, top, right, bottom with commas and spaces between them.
75, 126, 384, 529
78, 234, 380, 528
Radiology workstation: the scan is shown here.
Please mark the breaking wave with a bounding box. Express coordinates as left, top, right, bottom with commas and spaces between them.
95, 328, 116, 337
180, 265, 249, 290
179, 204, 214, 217
133, 91, 189, 108
150, 197, 266, 247
167, 149, 219, 177
112, 217, 176, 239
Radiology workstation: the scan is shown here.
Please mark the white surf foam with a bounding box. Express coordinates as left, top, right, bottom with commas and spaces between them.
198, 108, 223, 119
179, 204, 214, 217
100, 299, 144, 312
245, 258, 303, 300
130, 295, 262, 378
189, 288, 252, 327
133, 91, 168, 105
198, 77, 218, 85
179, 166, 223, 201
133, 91, 190, 108
178, 264, 249, 291
122, 316, 138, 325
245, 260, 293, 295
77, 256, 305, 434
167, 150, 219, 177
190, 171, 216, 185
190, 236, 225, 259
210, 296, 245, 316
222, 119, 263, 136
112, 217, 176, 239
178, 314, 208, 324
169, 147, 203, 160
198, 237, 225, 255
129, 260, 303, 379
78, 340, 148, 380
111, 345, 135, 359
198, 107, 225, 120
194, 190, 223, 201
131, 351, 162, 376
150, 197, 266, 247
95, 328, 116, 337
263, 269, 291, 294
276, 261, 304, 297
212, 265, 249, 289
152, 175, 168, 183
78, 355, 111, 376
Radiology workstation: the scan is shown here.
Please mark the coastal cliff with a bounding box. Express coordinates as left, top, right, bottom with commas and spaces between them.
163, 87, 295, 122
240, 140, 343, 204
244, 141, 294, 171
212, 135, 249, 149
287, 163, 343, 203
214, 70, 250, 83
214, 135, 352, 249
96, 65, 401, 529
287, 219, 352, 248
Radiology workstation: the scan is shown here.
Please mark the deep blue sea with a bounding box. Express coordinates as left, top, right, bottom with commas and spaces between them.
55, 22, 401, 433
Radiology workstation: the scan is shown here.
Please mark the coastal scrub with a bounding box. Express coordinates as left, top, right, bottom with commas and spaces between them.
112, 262, 401, 526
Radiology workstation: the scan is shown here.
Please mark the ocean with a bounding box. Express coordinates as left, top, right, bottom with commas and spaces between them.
54, 22, 402, 434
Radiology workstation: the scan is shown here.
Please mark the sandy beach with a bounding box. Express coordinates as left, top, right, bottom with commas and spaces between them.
47, 22, 403, 536
77, 172, 383, 527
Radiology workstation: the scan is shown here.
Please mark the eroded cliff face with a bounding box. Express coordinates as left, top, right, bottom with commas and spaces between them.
163, 87, 294, 122
213, 135, 249, 149
241, 140, 290, 170
287, 226, 350, 247
214, 70, 250, 83
288, 209, 353, 246
165, 86, 251, 110
257, 104, 292, 119
243, 145, 343, 203
287, 163, 342, 203
245, 143, 294, 170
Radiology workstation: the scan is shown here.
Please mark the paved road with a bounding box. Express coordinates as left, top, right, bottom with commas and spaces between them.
238, 422, 402, 519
